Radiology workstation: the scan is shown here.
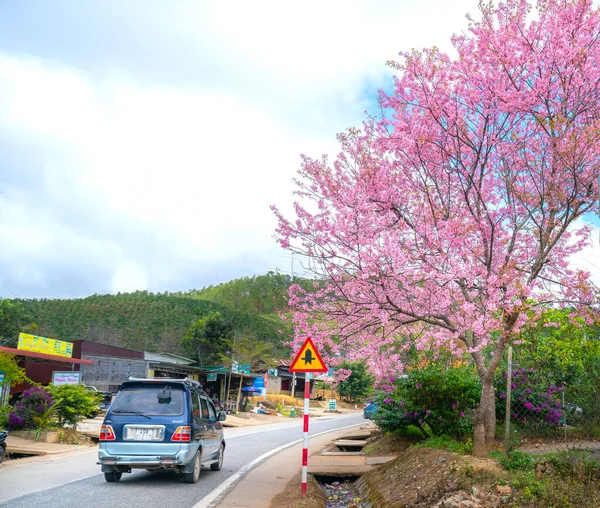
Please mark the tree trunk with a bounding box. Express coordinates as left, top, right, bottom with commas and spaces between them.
472, 405, 487, 457
472, 377, 497, 456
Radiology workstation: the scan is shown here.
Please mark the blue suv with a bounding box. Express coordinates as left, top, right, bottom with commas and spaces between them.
98, 377, 226, 483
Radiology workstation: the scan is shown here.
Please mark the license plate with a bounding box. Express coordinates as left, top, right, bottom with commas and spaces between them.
135, 429, 154, 440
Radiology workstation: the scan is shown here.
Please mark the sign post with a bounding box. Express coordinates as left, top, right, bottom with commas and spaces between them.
288, 337, 327, 496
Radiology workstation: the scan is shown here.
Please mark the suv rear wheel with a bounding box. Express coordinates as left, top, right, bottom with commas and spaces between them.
182, 450, 201, 483
104, 471, 122, 483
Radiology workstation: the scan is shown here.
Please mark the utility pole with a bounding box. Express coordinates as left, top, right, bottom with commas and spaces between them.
225, 331, 237, 407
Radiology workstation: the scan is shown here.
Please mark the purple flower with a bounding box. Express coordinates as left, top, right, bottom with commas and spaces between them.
413, 412, 418, 417
415, 383, 422, 388
437, 416, 442, 421
460, 412, 465, 418
389, 377, 395, 383
451, 403, 457, 410
500, 393, 506, 399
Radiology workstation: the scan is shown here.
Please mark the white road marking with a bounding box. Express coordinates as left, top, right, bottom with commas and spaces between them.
192, 422, 364, 508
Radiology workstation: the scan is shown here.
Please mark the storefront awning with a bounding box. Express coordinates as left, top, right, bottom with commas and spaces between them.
0, 346, 94, 365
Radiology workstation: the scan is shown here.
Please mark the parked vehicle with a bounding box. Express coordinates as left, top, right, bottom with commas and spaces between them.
0, 430, 7, 464
363, 402, 379, 420
98, 377, 226, 483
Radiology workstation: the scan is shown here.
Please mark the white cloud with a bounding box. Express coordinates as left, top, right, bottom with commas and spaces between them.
6, 0, 554, 298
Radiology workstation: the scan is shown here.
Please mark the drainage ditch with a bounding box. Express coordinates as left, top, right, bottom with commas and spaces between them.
314, 474, 367, 508
315, 432, 374, 507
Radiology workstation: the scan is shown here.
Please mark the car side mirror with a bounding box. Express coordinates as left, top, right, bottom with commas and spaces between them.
217, 411, 227, 422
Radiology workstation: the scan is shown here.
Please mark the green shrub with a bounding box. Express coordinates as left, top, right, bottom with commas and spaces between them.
545, 451, 600, 482
512, 471, 546, 503
49, 384, 99, 427
373, 364, 480, 439
499, 450, 534, 472
8, 387, 54, 430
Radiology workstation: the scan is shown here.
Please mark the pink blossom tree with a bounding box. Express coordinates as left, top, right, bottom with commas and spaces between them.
273, 0, 600, 456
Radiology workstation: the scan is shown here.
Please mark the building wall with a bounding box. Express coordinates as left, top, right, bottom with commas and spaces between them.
10, 359, 76, 395
265, 375, 281, 395
80, 355, 148, 392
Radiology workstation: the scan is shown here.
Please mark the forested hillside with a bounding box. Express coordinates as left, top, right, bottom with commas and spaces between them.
2, 272, 313, 357
183, 271, 315, 315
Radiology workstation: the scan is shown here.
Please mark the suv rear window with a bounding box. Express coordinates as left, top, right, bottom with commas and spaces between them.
112, 387, 184, 416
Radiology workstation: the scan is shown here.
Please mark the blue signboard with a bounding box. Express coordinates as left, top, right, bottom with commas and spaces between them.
0, 370, 4, 386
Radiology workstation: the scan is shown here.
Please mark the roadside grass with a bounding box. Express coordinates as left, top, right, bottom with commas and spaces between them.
497, 449, 600, 506
363, 426, 423, 455
403, 434, 600, 505
413, 434, 473, 455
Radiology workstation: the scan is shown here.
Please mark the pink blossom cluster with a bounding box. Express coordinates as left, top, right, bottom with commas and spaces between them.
273, 0, 600, 382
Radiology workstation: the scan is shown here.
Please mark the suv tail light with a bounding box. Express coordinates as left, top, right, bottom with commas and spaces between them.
99, 425, 116, 441
171, 426, 192, 442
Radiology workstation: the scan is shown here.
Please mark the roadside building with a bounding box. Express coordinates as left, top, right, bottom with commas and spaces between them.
271, 359, 316, 398
144, 351, 206, 382
0, 345, 93, 400
72, 340, 148, 393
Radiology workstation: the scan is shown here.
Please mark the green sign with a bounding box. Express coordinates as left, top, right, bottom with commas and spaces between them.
267, 368, 278, 376
328, 399, 337, 411
207, 373, 217, 382
239, 363, 251, 375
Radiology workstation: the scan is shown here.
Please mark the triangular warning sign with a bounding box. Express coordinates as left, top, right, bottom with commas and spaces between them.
289, 337, 327, 373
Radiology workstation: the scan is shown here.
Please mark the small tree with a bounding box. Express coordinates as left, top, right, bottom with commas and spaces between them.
337, 361, 373, 402
182, 312, 233, 366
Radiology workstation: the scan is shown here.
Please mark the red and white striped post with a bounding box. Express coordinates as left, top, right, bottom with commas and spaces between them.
288, 337, 327, 497
301, 371, 311, 495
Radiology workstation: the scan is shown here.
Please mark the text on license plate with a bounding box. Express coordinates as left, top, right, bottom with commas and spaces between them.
135, 429, 153, 440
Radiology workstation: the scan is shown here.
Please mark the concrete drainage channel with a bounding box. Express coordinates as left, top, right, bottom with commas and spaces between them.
310, 425, 394, 508
315, 475, 365, 508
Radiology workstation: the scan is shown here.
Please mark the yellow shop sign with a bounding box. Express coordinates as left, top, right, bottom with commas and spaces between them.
17, 333, 73, 358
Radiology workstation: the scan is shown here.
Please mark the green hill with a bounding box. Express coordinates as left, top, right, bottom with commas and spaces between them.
5, 272, 314, 358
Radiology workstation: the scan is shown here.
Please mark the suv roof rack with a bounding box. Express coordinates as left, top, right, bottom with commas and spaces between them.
125, 377, 203, 390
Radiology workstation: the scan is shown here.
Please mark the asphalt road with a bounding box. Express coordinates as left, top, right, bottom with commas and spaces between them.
0, 413, 364, 508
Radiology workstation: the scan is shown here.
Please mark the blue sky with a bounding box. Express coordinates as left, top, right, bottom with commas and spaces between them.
0, 0, 597, 299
